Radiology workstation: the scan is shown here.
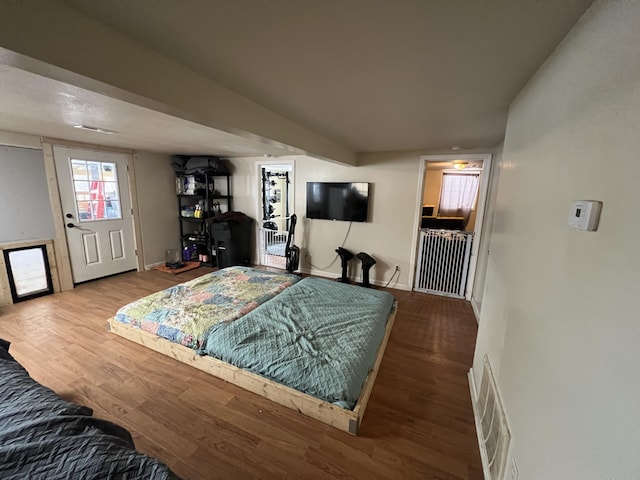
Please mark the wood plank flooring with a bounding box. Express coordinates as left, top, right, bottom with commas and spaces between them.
0, 268, 483, 479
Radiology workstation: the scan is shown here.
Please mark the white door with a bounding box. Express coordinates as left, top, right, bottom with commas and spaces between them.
53, 146, 137, 283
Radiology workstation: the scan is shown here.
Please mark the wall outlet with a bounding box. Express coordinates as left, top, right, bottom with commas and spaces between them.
509, 458, 519, 480
568, 200, 602, 231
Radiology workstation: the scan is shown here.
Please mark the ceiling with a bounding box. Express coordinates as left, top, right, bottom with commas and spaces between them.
2, 0, 593, 157
0, 64, 298, 157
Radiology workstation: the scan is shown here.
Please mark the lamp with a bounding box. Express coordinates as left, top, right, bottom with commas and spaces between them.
452, 160, 469, 170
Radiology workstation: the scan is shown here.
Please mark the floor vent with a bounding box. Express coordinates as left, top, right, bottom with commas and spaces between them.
470, 355, 511, 480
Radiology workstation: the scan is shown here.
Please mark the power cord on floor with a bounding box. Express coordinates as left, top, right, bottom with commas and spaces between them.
384, 266, 400, 288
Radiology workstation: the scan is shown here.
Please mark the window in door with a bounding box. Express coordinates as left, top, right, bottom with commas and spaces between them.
71, 160, 122, 221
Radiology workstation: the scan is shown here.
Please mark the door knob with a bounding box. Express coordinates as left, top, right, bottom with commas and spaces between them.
66, 223, 76, 228
65, 213, 73, 218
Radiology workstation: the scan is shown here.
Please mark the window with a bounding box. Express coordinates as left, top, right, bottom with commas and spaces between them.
3, 246, 53, 303
438, 173, 480, 218
71, 160, 122, 221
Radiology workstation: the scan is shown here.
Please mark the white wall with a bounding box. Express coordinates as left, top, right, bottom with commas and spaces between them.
132, 151, 180, 267
0, 145, 55, 243
231, 153, 422, 289
231, 149, 497, 290
473, 1, 640, 477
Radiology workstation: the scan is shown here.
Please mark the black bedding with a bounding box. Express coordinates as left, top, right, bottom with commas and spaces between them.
0, 340, 179, 480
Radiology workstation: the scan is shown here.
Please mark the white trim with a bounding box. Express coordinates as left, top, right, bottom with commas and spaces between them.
0, 130, 42, 149
465, 154, 492, 300
410, 153, 492, 300
470, 297, 481, 323
468, 368, 492, 480
41, 141, 74, 291
127, 153, 145, 273
408, 158, 428, 291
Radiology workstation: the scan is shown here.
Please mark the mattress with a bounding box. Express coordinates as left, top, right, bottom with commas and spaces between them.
201, 277, 395, 409
114, 266, 300, 349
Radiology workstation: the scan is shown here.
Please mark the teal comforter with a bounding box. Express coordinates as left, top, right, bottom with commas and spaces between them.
202, 277, 395, 409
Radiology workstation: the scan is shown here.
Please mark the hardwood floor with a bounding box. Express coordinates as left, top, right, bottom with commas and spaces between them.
0, 268, 483, 479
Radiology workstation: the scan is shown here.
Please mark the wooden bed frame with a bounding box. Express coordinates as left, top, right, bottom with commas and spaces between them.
106, 301, 396, 435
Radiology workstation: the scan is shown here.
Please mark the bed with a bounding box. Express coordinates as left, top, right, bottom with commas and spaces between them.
114, 266, 300, 349
107, 267, 397, 434
0, 339, 178, 480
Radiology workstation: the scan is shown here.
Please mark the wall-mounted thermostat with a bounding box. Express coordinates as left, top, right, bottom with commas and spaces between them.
568, 200, 602, 231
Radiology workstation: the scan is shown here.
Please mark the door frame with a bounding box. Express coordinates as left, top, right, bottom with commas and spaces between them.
254, 158, 295, 267
408, 153, 492, 300
42, 138, 144, 290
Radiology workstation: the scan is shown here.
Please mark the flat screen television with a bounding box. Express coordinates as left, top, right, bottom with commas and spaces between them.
306, 182, 370, 222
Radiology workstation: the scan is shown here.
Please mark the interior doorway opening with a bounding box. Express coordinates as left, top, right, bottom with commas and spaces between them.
411, 154, 492, 300
257, 162, 294, 269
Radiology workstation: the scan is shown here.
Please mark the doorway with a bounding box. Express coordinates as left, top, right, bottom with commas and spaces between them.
53, 146, 138, 283
410, 154, 492, 299
256, 162, 294, 269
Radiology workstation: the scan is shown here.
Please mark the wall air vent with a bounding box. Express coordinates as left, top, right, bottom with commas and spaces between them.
469, 355, 511, 480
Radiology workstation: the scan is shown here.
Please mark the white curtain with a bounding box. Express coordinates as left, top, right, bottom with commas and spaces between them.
438, 173, 480, 224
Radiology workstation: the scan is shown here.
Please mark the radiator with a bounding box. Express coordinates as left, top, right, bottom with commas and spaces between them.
414, 229, 473, 298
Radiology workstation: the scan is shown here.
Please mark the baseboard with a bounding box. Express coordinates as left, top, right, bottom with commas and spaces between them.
468, 368, 492, 479
470, 297, 481, 323
144, 261, 164, 270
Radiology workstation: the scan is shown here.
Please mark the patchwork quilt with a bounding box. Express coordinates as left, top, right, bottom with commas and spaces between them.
114, 266, 300, 349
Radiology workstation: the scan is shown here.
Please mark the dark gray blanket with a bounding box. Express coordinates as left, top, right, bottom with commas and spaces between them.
0, 341, 180, 479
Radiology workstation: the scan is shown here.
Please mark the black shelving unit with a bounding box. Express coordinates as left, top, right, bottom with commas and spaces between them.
176, 172, 232, 266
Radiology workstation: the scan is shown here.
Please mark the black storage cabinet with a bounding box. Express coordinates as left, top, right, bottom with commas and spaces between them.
210, 218, 253, 268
